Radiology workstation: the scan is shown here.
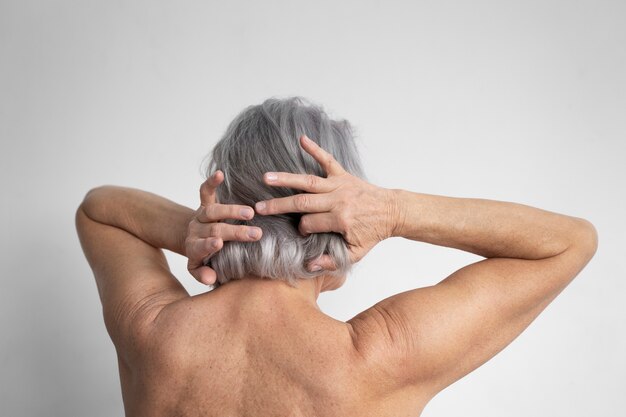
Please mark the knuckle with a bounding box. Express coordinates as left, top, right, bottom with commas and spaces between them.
237, 227, 249, 240
295, 194, 310, 210
204, 204, 215, 219
337, 213, 350, 231
324, 155, 335, 170
337, 198, 350, 213
191, 219, 202, 232
207, 223, 219, 237
306, 174, 318, 190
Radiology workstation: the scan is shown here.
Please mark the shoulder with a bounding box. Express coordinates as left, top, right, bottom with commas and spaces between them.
347, 305, 418, 383
344, 314, 433, 409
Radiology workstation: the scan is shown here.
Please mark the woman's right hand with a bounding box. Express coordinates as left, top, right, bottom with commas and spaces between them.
254, 135, 399, 272
186, 170, 263, 285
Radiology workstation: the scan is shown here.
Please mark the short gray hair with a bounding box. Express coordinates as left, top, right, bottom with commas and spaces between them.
202, 96, 367, 287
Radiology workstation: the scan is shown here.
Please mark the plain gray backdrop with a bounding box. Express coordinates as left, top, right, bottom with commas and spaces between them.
1, 1, 624, 416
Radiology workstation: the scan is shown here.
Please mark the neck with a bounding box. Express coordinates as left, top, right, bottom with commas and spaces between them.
214, 274, 325, 309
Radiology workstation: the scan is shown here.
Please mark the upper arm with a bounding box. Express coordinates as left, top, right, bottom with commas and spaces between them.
75, 205, 188, 349
348, 221, 598, 396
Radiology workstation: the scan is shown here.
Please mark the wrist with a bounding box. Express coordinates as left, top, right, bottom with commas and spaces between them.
382, 187, 406, 239
382, 188, 404, 238
178, 209, 197, 257
159, 202, 196, 256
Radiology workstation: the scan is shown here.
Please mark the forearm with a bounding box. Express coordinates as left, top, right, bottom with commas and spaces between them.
389, 189, 591, 260
80, 186, 195, 256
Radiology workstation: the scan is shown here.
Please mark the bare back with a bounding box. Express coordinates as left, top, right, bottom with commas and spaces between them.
115, 232, 598, 417
117, 282, 429, 417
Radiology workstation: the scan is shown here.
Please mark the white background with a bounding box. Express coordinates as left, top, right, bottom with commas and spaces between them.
1, 1, 624, 416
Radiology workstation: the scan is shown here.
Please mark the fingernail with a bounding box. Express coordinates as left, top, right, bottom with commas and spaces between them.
265, 172, 277, 182
310, 264, 322, 272
303, 135, 311, 143
248, 228, 259, 238
240, 208, 253, 218
211, 239, 220, 248
256, 201, 266, 212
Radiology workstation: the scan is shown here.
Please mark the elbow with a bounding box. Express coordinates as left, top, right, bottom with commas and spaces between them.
571, 218, 599, 259
81, 185, 111, 204
79, 185, 117, 212
76, 186, 113, 227
77, 187, 98, 219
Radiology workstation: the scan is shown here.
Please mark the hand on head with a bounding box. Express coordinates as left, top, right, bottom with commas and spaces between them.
255, 135, 395, 273
185, 170, 262, 285
185, 135, 395, 285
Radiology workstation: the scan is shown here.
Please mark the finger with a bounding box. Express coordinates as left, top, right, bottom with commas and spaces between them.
187, 237, 222, 265
307, 254, 338, 272
196, 203, 255, 223
263, 171, 333, 193
300, 135, 346, 176
187, 237, 222, 285
298, 212, 342, 236
255, 193, 333, 216
190, 266, 218, 286
187, 239, 221, 285
200, 170, 224, 206
201, 223, 263, 242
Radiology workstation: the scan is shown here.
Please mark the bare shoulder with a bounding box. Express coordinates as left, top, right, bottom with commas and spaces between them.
348, 237, 597, 397
346, 299, 426, 390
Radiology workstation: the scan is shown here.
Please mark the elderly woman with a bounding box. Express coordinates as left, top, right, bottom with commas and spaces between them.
76, 97, 598, 417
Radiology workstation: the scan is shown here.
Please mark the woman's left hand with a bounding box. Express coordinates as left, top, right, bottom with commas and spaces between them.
185, 170, 263, 285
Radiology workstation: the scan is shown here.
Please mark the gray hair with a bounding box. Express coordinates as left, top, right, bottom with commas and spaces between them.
202, 96, 367, 287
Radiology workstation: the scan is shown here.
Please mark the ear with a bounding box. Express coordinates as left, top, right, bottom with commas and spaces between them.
307, 254, 338, 272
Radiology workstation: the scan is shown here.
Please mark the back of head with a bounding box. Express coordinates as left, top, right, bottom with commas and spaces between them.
203, 96, 367, 287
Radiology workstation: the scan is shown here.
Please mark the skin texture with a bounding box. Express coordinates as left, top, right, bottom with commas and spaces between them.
76, 136, 598, 417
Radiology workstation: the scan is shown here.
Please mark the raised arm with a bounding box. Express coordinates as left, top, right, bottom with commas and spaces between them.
256, 135, 598, 400
76, 181, 263, 349
76, 186, 194, 348
390, 189, 595, 260
350, 190, 598, 396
